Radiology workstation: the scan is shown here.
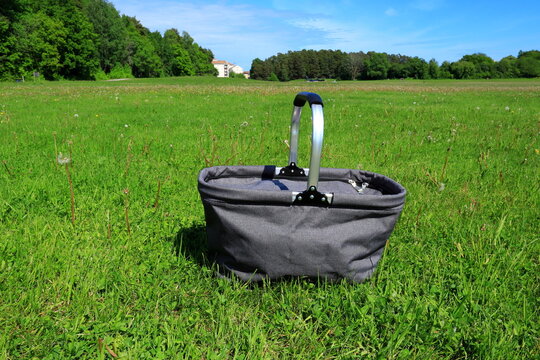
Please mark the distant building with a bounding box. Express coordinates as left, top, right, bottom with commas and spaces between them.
212, 59, 246, 78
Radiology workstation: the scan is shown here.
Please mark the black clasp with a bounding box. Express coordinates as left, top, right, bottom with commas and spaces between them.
293, 186, 331, 206
279, 162, 306, 177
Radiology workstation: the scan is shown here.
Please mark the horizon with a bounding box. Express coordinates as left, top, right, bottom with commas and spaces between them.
110, 0, 540, 71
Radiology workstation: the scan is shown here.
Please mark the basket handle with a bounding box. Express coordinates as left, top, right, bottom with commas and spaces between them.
287, 92, 324, 190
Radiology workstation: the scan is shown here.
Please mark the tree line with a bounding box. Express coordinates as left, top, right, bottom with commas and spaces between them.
0, 0, 217, 80
250, 49, 540, 81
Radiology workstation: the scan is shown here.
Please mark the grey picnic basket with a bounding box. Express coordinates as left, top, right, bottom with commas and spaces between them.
198, 92, 406, 283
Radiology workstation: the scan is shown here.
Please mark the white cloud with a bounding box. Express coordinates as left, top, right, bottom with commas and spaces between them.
385, 8, 398, 16
110, 0, 532, 70
288, 18, 357, 42
112, 0, 297, 69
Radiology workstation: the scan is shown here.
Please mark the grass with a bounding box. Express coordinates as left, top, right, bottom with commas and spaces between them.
0, 77, 539, 359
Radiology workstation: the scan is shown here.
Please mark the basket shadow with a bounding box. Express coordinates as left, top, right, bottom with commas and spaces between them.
170, 224, 209, 267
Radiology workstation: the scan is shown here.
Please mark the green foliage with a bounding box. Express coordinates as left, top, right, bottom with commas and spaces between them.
406, 57, 429, 79
250, 58, 271, 80
268, 72, 279, 81
495, 56, 519, 78
450, 61, 476, 79
0, 0, 215, 80
108, 63, 133, 79
0, 15, 19, 80
162, 29, 194, 76
123, 16, 163, 78
58, 7, 99, 80
428, 59, 440, 79
364, 52, 390, 80
348, 52, 367, 80
439, 61, 453, 79
517, 50, 540, 78
251, 50, 537, 81
84, 0, 129, 73
12, 11, 67, 80
460, 53, 495, 79
228, 71, 246, 79
93, 68, 108, 80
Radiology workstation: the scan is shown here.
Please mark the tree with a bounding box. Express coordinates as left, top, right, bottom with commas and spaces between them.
21, 0, 99, 80
250, 58, 270, 80
162, 29, 193, 76
388, 62, 407, 79
439, 61, 453, 78
428, 59, 439, 79
123, 15, 162, 78
346, 52, 364, 80
57, 6, 99, 80
304, 50, 321, 78
363, 52, 389, 80
450, 61, 476, 79
0, 0, 214, 80
190, 43, 215, 75
405, 57, 428, 79
12, 12, 66, 80
271, 53, 290, 81
460, 53, 495, 78
0, 15, 18, 79
495, 56, 519, 78
83, 0, 128, 73
288, 51, 306, 79
516, 50, 540, 78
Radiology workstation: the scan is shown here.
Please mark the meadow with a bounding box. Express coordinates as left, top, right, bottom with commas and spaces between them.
0, 77, 538, 359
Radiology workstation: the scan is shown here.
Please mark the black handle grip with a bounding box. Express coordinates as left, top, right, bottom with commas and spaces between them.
293, 92, 324, 108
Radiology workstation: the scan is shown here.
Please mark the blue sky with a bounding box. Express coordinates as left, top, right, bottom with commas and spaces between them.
111, 0, 540, 71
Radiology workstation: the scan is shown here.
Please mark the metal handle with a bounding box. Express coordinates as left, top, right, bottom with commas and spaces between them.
288, 92, 324, 190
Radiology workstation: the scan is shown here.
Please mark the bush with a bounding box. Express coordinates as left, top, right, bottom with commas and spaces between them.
228, 71, 246, 79
268, 72, 279, 81
108, 63, 133, 79
94, 69, 108, 80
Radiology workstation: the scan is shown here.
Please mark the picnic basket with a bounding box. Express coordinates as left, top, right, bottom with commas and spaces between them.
198, 92, 406, 282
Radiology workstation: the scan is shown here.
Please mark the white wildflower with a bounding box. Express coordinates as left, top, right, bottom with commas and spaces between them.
57, 152, 72, 165
505, 106, 510, 111
240, 121, 249, 127
74, 114, 79, 118
438, 183, 445, 192
124, 124, 129, 128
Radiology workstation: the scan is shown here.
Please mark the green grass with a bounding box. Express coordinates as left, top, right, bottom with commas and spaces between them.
0, 77, 539, 359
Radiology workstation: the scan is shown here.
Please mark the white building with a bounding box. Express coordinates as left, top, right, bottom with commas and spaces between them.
212, 59, 245, 78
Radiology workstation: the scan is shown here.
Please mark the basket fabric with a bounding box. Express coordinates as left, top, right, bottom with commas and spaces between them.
198, 165, 406, 282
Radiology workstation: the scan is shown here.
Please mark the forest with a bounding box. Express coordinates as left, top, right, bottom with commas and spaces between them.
250, 49, 540, 81
0, 0, 217, 80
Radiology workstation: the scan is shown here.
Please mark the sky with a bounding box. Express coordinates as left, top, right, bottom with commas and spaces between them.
111, 0, 540, 71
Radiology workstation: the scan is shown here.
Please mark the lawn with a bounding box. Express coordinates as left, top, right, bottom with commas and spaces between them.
0, 77, 539, 359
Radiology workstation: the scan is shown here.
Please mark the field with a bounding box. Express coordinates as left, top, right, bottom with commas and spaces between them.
0, 77, 539, 359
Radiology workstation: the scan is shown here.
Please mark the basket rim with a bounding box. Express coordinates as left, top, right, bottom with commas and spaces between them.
198, 165, 406, 209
